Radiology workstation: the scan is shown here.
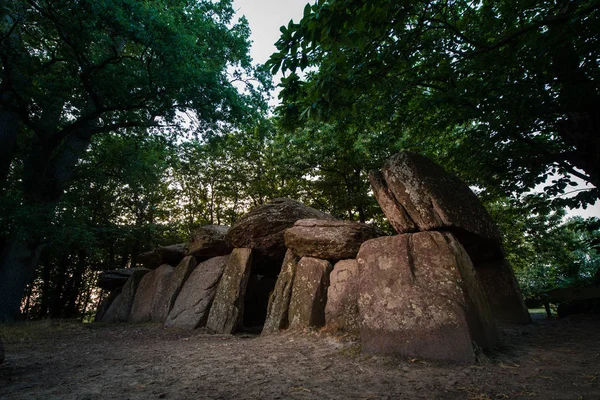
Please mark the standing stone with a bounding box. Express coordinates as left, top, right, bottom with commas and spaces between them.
100, 268, 150, 322
370, 152, 530, 324
284, 219, 383, 260
185, 225, 232, 259
369, 152, 502, 262
206, 249, 253, 334
153, 256, 198, 322
165, 255, 229, 329
129, 264, 174, 323
476, 259, 531, 324
325, 259, 360, 333
357, 232, 497, 363
288, 257, 333, 329
95, 287, 122, 322
225, 198, 333, 275
262, 250, 300, 334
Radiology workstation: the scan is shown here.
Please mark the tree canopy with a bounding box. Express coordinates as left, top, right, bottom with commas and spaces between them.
1, 0, 598, 322
269, 0, 600, 208
0, 0, 269, 321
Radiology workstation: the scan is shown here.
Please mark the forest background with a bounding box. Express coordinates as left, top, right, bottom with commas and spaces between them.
0, 0, 598, 322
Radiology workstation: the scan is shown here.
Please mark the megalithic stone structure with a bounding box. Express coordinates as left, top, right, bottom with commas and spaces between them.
369, 152, 531, 324
357, 232, 498, 362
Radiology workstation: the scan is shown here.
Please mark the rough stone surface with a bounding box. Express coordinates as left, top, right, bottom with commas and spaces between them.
97, 268, 147, 291
165, 256, 229, 329
225, 199, 333, 274
477, 260, 532, 324
185, 225, 232, 259
100, 269, 150, 322
0, 337, 4, 365
129, 265, 174, 323
156, 256, 198, 321
262, 250, 301, 334
284, 219, 383, 260
94, 288, 122, 322
357, 232, 497, 363
206, 249, 253, 334
288, 257, 333, 329
370, 152, 502, 262
325, 259, 360, 333
137, 244, 186, 270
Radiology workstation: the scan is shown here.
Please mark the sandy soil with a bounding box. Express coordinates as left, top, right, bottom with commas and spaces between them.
1, 315, 599, 400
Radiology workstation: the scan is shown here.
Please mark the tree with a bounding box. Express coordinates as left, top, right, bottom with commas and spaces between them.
488, 199, 600, 298
269, 0, 599, 207
0, 0, 268, 321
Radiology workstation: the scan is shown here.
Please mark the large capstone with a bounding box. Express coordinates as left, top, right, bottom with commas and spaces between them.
288, 257, 333, 329
185, 225, 232, 259
284, 219, 383, 260
225, 198, 333, 275
97, 267, 148, 291
137, 244, 186, 270
357, 232, 498, 363
206, 248, 253, 334
369, 152, 502, 262
165, 255, 229, 329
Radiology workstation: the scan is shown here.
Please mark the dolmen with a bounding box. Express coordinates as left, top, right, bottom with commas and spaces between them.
94, 154, 531, 363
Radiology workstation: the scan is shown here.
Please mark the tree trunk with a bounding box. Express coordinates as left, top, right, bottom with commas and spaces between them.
0, 126, 94, 321
0, 231, 43, 322
0, 108, 20, 190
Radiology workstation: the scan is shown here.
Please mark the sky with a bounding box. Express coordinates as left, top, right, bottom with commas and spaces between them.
231, 0, 600, 220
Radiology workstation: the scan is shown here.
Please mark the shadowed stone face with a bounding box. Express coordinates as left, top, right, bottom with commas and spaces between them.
357, 232, 497, 363
206, 249, 253, 334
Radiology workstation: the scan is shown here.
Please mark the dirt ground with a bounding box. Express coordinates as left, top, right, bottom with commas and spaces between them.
0, 314, 599, 400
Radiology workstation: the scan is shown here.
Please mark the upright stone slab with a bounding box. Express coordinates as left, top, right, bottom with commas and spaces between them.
151, 256, 198, 322
357, 232, 497, 363
477, 259, 531, 324
100, 268, 150, 322
288, 257, 333, 329
262, 250, 300, 334
284, 219, 383, 260
129, 264, 174, 323
206, 249, 253, 334
370, 152, 530, 324
165, 255, 229, 329
325, 259, 360, 333
95, 287, 122, 322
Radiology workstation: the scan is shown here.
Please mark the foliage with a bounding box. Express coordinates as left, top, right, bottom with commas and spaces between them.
489, 199, 600, 298
269, 0, 600, 208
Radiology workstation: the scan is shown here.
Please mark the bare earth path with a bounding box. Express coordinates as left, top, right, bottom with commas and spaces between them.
1, 316, 599, 400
